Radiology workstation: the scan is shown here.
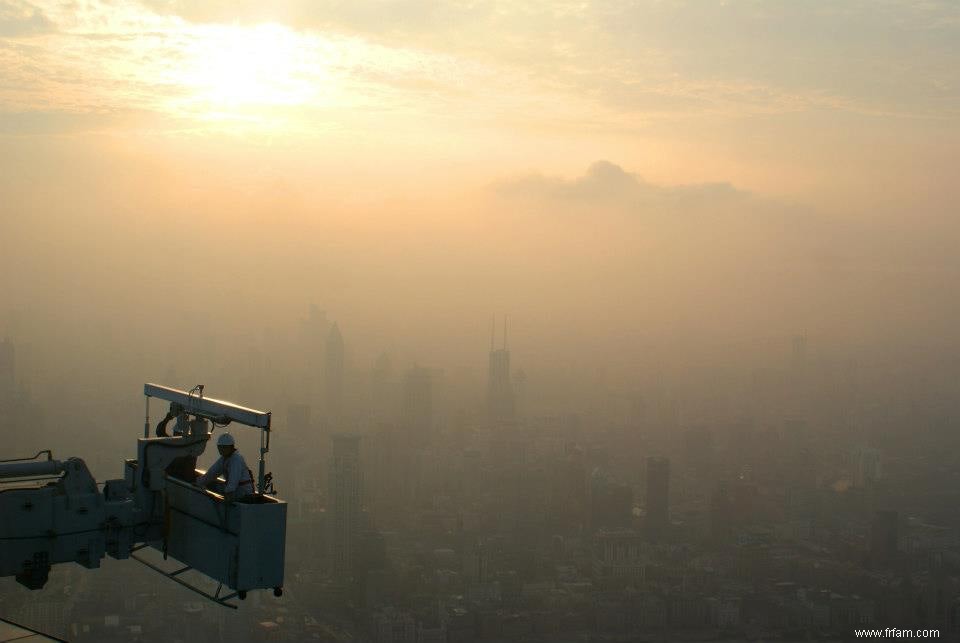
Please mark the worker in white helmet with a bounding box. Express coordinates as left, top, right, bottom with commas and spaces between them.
196, 433, 255, 501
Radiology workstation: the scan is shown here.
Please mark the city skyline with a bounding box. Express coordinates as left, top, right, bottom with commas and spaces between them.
2, 1, 959, 641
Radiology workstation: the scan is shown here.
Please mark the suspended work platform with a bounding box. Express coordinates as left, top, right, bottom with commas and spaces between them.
0, 384, 287, 608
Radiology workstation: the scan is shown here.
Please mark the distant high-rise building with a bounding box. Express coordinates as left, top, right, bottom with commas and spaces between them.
486, 316, 515, 424
401, 366, 433, 446
325, 322, 344, 421
512, 368, 527, 419
329, 434, 361, 580
645, 456, 670, 533
299, 304, 329, 399
301, 304, 329, 354
871, 510, 898, 566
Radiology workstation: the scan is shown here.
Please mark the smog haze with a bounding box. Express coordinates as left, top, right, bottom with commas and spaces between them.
2, 2, 960, 641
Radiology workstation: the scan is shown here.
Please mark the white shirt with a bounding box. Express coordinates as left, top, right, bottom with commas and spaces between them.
198, 451, 254, 496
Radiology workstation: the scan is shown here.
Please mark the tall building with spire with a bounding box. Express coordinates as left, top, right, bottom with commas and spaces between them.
325, 322, 344, 421
486, 316, 515, 425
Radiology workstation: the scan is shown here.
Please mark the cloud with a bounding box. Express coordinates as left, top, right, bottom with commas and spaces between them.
490, 159, 950, 283
493, 160, 745, 212
490, 159, 960, 309
0, 0, 55, 37
137, 0, 960, 121
8, 0, 953, 144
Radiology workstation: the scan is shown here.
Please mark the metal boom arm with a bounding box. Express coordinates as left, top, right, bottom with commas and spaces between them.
144, 383, 271, 429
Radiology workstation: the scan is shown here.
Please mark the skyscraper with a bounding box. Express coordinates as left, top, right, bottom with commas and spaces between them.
486, 316, 514, 424
329, 434, 361, 581
645, 456, 670, 533
325, 322, 344, 421
299, 304, 329, 400
300, 304, 329, 357
512, 368, 527, 419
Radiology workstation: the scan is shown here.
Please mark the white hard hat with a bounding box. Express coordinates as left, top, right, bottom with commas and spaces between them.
217, 433, 235, 447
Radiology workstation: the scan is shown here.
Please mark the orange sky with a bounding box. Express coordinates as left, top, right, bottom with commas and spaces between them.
1, 0, 959, 379
1, 1, 957, 206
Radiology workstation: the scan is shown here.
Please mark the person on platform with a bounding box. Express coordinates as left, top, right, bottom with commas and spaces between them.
196, 433, 254, 501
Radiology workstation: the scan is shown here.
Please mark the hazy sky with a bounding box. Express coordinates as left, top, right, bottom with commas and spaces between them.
1, 1, 959, 388
2, 0, 957, 198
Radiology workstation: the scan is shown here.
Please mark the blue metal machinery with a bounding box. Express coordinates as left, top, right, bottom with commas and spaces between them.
0, 384, 287, 608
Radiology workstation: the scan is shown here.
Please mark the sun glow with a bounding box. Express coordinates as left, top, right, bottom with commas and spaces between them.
170, 23, 327, 120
